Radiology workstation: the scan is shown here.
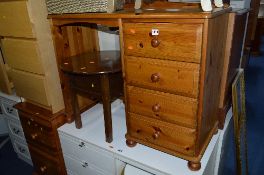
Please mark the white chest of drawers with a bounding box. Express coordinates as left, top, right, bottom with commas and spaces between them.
0, 92, 32, 165
58, 99, 228, 175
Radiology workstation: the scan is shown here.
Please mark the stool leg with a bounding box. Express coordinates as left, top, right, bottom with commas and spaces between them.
101, 74, 113, 143
70, 86, 82, 129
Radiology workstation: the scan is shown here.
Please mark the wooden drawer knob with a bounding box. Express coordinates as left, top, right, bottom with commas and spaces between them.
40, 166, 47, 173
151, 73, 160, 82
152, 104, 161, 112
151, 38, 160, 48
152, 130, 160, 139
31, 133, 38, 139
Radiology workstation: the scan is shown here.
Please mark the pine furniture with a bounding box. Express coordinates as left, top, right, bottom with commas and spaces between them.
60, 51, 123, 143
49, 7, 231, 170
15, 102, 67, 175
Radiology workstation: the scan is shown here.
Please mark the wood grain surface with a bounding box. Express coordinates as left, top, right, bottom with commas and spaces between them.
123, 23, 203, 63
126, 85, 198, 128
125, 56, 200, 98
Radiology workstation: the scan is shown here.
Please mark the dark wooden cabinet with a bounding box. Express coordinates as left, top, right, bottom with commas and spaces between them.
218, 9, 248, 129
15, 102, 67, 175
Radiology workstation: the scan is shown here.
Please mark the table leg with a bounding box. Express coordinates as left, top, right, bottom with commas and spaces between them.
70, 83, 82, 129
100, 74, 113, 143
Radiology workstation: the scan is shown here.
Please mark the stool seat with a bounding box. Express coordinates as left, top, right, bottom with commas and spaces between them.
60, 51, 123, 143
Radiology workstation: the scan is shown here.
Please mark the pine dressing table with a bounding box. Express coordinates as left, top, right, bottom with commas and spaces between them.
49, 7, 231, 170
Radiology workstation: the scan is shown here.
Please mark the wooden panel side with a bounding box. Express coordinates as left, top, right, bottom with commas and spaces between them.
219, 11, 248, 108
0, 1, 34, 38
219, 13, 235, 108
196, 13, 229, 155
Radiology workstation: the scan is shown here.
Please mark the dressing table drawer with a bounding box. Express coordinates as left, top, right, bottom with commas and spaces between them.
123, 23, 203, 63
127, 113, 196, 156
126, 86, 197, 128
125, 56, 200, 97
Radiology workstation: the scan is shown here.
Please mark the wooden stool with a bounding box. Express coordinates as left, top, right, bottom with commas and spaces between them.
60, 51, 123, 143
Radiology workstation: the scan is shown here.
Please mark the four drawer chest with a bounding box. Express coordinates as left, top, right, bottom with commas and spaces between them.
121, 10, 230, 170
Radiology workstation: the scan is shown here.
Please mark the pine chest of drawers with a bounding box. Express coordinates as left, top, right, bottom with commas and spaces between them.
122, 11, 230, 170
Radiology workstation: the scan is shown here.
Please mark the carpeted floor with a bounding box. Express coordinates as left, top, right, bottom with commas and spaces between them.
244, 51, 264, 175
0, 137, 33, 175
220, 40, 264, 175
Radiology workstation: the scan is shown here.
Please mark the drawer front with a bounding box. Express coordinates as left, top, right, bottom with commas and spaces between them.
59, 134, 115, 174
64, 155, 105, 175
10, 69, 50, 107
1, 38, 44, 75
125, 56, 200, 97
1, 100, 19, 120
70, 74, 102, 94
29, 145, 61, 175
7, 120, 26, 140
127, 113, 196, 156
19, 114, 57, 151
0, 1, 34, 38
123, 23, 202, 63
13, 139, 31, 160
126, 86, 198, 128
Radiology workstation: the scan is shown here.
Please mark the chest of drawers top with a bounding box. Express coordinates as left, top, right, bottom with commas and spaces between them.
49, 7, 231, 25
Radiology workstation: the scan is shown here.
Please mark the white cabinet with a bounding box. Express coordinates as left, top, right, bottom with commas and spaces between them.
60, 134, 116, 174
0, 92, 32, 165
58, 100, 231, 175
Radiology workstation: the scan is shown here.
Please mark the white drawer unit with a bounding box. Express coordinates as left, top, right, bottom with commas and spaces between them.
13, 138, 32, 165
0, 92, 32, 165
1, 100, 20, 121
0, 103, 8, 135
58, 99, 232, 175
7, 119, 25, 140
64, 155, 107, 175
60, 134, 116, 174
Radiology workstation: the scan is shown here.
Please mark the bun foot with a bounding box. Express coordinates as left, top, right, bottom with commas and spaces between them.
126, 139, 137, 147
188, 161, 201, 171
